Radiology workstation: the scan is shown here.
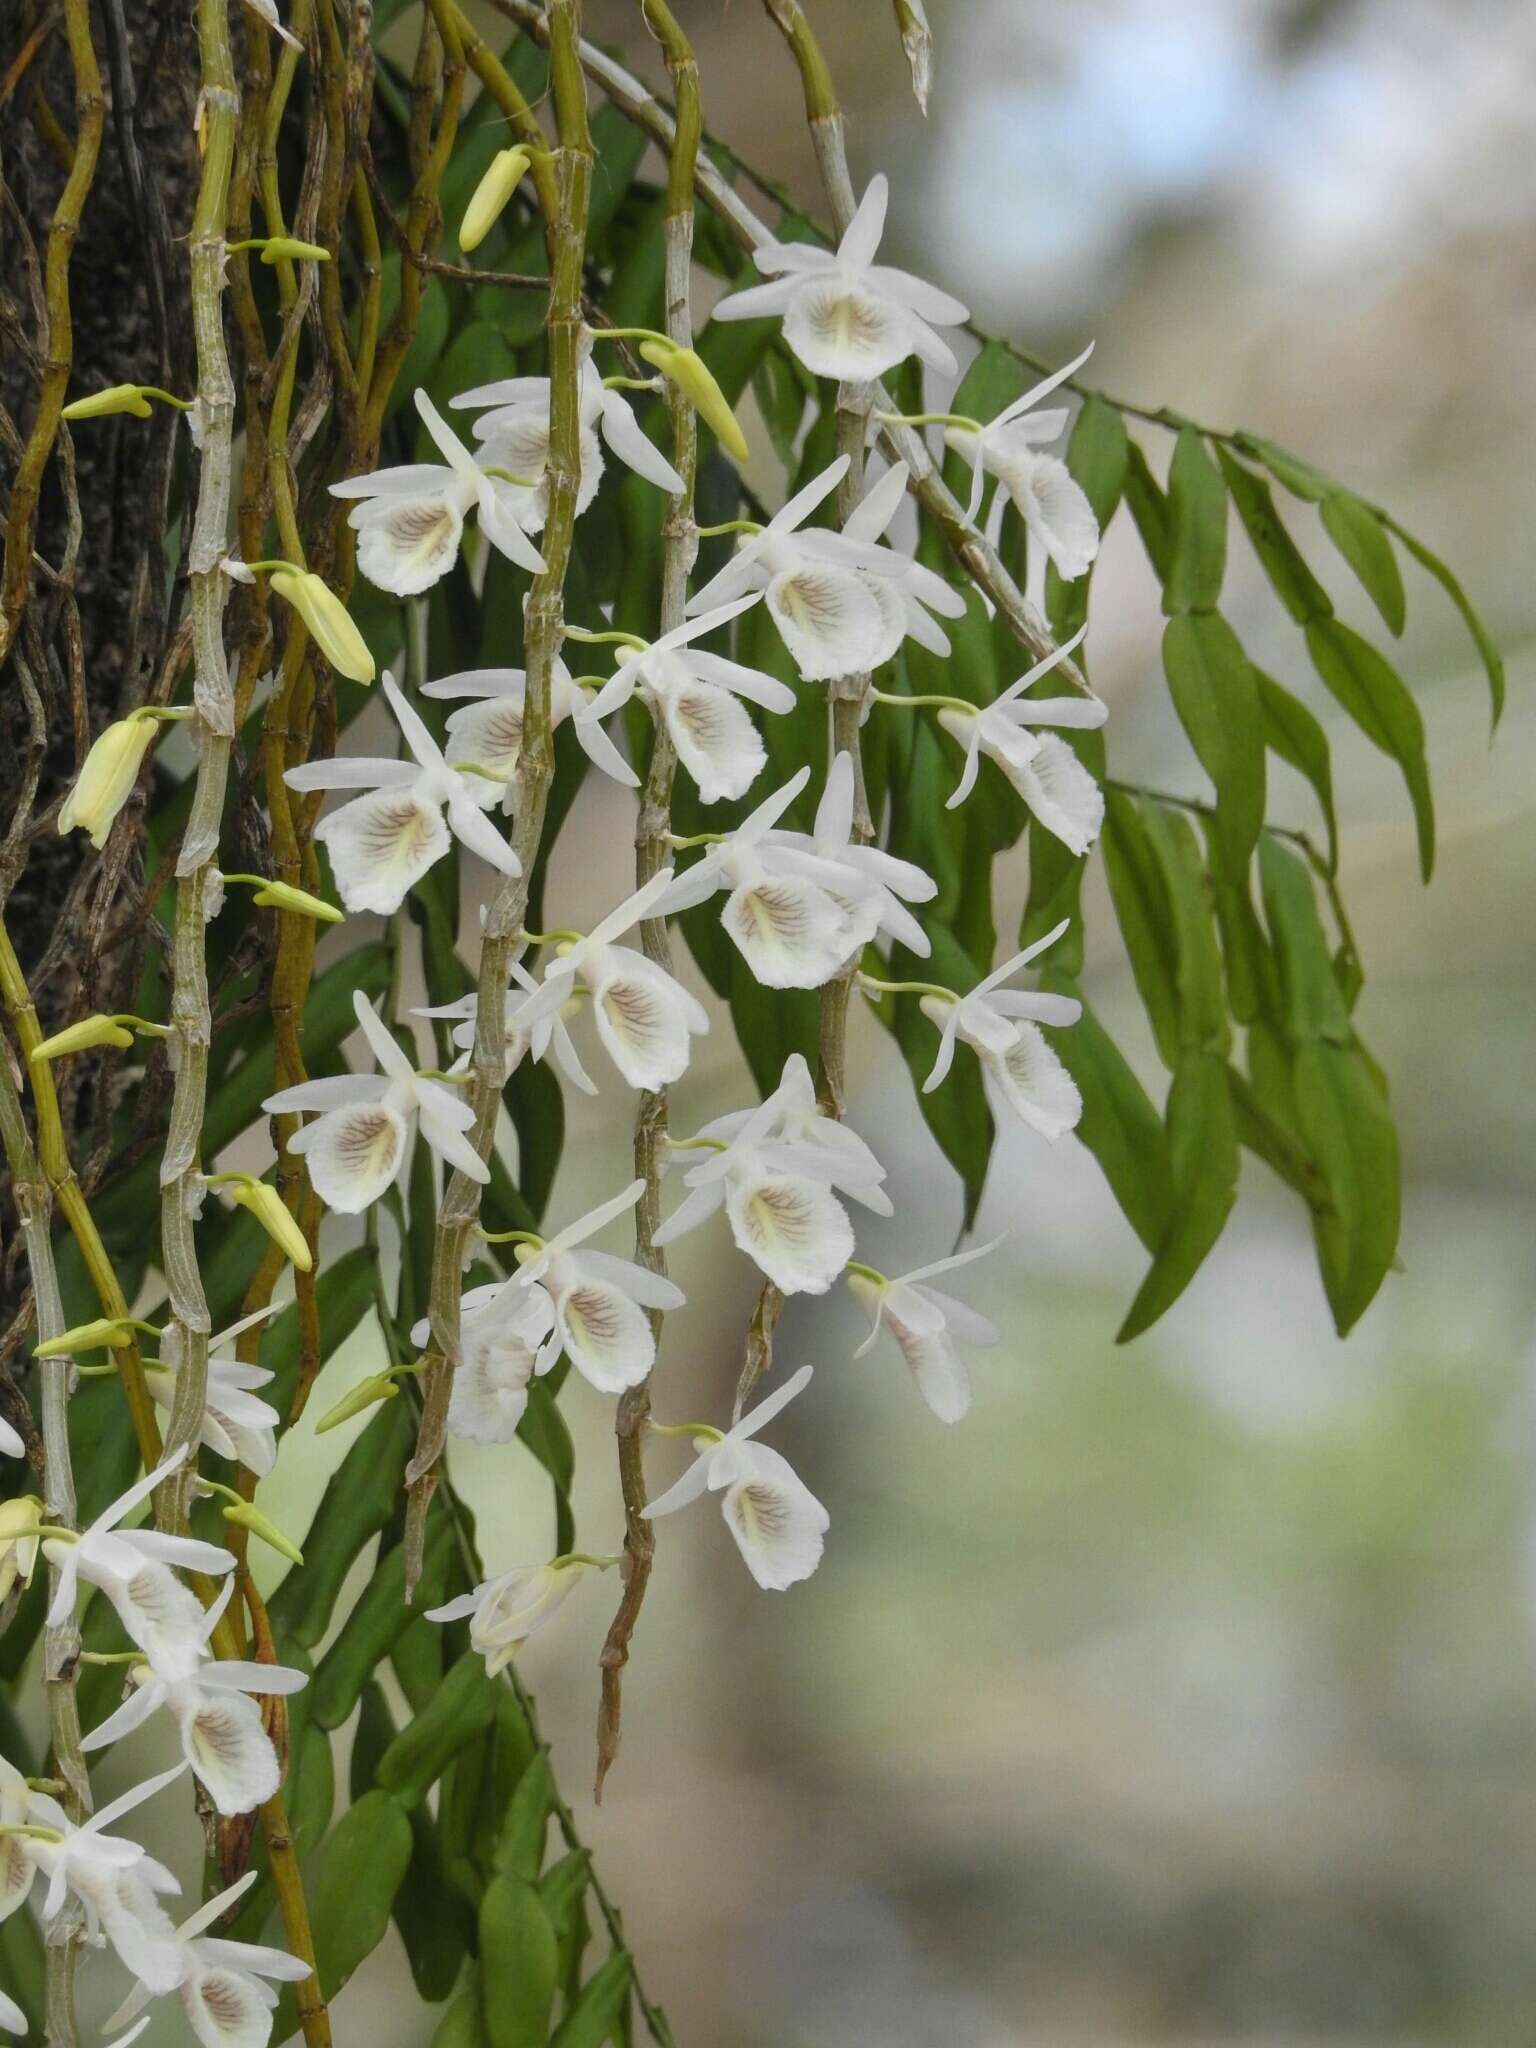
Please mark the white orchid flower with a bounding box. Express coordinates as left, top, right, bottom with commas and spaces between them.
943, 342, 1100, 576
416, 957, 596, 1095
26, 1761, 187, 1992
0, 1990, 23, 2036
0, 1416, 20, 1458
0, 1756, 34, 1925
935, 626, 1107, 855
848, 1235, 1004, 1423
409, 1282, 556, 1444
450, 358, 684, 532
420, 655, 636, 808
145, 1305, 282, 1477
264, 989, 489, 1214
655, 1075, 880, 1294
105, 1868, 312, 2048
763, 750, 937, 958
509, 871, 708, 1091
330, 387, 546, 596
714, 175, 967, 383
838, 459, 967, 656
655, 768, 868, 990
507, 1179, 684, 1393
284, 671, 521, 915
586, 595, 792, 804
81, 1583, 308, 1816
43, 1448, 234, 1681
685, 456, 958, 682
920, 920, 1083, 1141
685, 1052, 890, 1212
427, 1557, 594, 1673
645, 1363, 828, 1590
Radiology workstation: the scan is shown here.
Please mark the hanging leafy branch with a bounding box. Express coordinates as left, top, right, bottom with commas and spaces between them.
0, 1, 1502, 2044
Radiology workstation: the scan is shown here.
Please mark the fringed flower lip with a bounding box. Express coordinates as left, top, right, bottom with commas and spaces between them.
684, 456, 964, 683
330, 387, 547, 596
284, 670, 522, 916
264, 988, 491, 1214
644, 1364, 829, 1590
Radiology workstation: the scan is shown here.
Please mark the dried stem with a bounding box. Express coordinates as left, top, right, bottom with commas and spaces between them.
0, 0, 104, 672
593, 0, 701, 1801
404, 0, 593, 1590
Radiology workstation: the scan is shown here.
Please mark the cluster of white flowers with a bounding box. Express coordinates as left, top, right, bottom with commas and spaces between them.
0, 1443, 308, 2036
21, 161, 1108, 2026
258, 172, 1107, 1638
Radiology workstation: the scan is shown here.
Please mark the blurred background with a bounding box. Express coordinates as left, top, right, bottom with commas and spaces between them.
68, 1, 1536, 2041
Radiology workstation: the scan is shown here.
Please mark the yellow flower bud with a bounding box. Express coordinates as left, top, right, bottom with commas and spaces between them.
259, 237, 330, 265
0, 1496, 42, 1603
637, 340, 750, 463
62, 384, 154, 421
30, 1015, 135, 1062
57, 716, 158, 850
226, 1179, 313, 1271
314, 1372, 401, 1434
220, 1499, 304, 1566
34, 1318, 134, 1358
460, 146, 533, 253
249, 879, 344, 923
269, 568, 375, 684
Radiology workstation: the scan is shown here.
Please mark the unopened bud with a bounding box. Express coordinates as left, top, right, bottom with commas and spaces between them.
460, 147, 533, 254
57, 717, 159, 850
225, 1179, 313, 1271
314, 1373, 400, 1434
30, 1015, 135, 1062
62, 384, 154, 421
220, 1499, 304, 1566
637, 340, 749, 462
34, 1318, 135, 1358
269, 569, 375, 683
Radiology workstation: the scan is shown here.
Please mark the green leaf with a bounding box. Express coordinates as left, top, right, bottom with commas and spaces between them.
399, 1793, 475, 2002
494, 1747, 555, 1879
1160, 611, 1265, 876
1255, 670, 1338, 874
480, 1876, 560, 2048
433, 1984, 490, 2048
1122, 438, 1171, 582
1046, 393, 1129, 642
1162, 427, 1228, 615
1231, 431, 1330, 503
377, 1652, 500, 1811
540, 1849, 594, 2008
551, 1952, 635, 2048
1384, 514, 1505, 727
1101, 790, 1180, 1070
1319, 492, 1405, 637
310, 1515, 454, 1730
303, 1789, 414, 2005
1292, 1040, 1400, 1334
1304, 616, 1434, 880
1216, 447, 1333, 625
1141, 804, 1229, 1054
1118, 1050, 1238, 1341
517, 1371, 576, 1556
269, 1394, 412, 1650
1039, 974, 1171, 1252
1257, 835, 1351, 1046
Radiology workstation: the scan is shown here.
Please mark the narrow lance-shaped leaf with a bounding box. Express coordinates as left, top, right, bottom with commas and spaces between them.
1161, 610, 1265, 878
1163, 426, 1228, 615
1304, 616, 1434, 881
1320, 491, 1406, 637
